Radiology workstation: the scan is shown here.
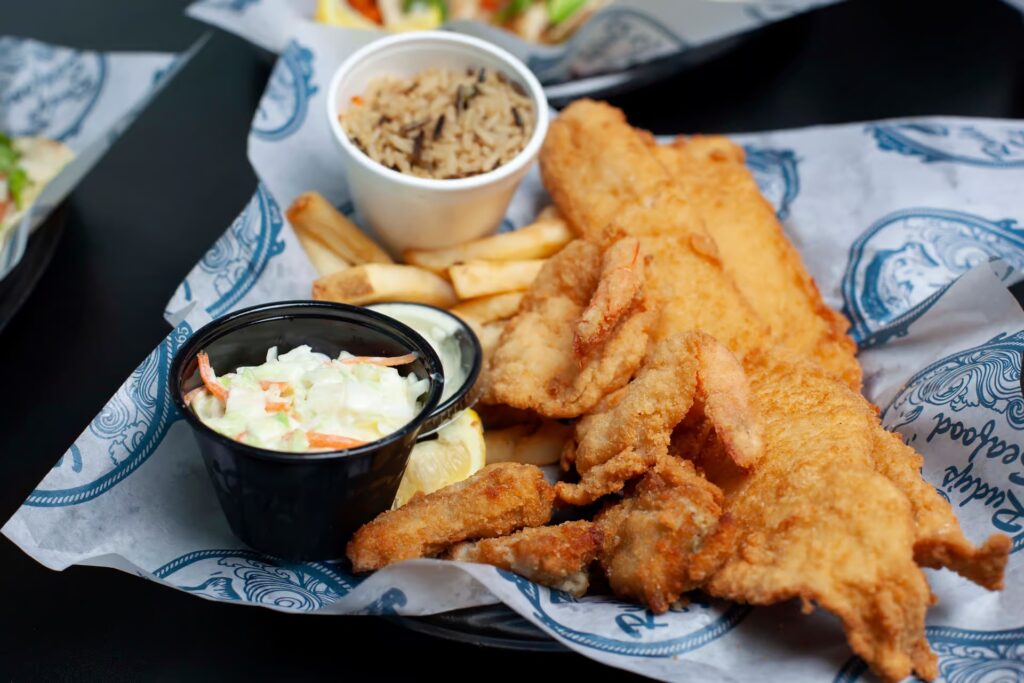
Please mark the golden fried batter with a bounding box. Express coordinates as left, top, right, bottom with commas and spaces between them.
596, 457, 737, 614
539, 99, 1011, 682
655, 137, 861, 391
574, 237, 646, 358
446, 521, 602, 597
556, 332, 761, 506
706, 348, 941, 682
347, 463, 554, 572
485, 238, 653, 418
870, 428, 1010, 590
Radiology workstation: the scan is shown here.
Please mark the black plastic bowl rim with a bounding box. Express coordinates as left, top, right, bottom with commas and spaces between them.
367, 301, 483, 435
170, 300, 444, 463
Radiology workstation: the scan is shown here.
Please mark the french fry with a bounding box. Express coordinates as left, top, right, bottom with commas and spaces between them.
287, 191, 393, 265
450, 292, 523, 324
484, 421, 573, 466
296, 230, 350, 276
535, 205, 561, 222
448, 260, 544, 299
312, 264, 457, 307
403, 214, 571, 274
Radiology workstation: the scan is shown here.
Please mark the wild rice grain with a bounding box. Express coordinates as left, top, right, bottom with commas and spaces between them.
342, 67, 535, 179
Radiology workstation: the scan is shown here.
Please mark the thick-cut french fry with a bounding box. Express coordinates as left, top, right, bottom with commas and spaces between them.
403, 215, 571, 273
296, 230, 350, 276
485, 421, 573, 466
448, 260, 544, 299
287, 191, 393, 265
450, 292, 524, 324
313, 264, 457, 307
535, 205, 561, 222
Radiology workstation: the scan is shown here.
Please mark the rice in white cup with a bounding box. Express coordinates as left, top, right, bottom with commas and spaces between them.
327, 31, 549, 253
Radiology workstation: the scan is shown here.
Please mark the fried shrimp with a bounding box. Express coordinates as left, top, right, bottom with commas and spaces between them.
486, 239, 654, 418
556, 332, 761, 506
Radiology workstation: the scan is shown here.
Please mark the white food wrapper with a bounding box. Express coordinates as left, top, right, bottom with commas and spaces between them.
0, 37, 199, 280
7, 28, 1024, 682
186, 0, 841, 93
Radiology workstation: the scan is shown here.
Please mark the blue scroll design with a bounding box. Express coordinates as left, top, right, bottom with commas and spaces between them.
200, 184, 286, 318
25, 322, 192, 507
252, 40, 317, 141
869, 122, 1024, 168
154, 549, 357, 611
841, 208, 1024, 345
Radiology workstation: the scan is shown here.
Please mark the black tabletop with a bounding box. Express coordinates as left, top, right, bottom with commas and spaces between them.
1, 0, 1022, 679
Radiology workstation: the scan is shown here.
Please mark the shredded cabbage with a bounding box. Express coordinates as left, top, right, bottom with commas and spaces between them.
191, 345, 429, 452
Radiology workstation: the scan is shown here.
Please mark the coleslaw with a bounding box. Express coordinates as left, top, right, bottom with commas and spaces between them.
187, 345, 429, 452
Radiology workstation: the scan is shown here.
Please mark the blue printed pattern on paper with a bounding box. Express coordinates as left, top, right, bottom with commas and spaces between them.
356, 588, 408, 615
253, 40, 317, 141
745, 146, 800, 219
841, 208, 1024, 345
883, 331, 1024, 432
154, 549, 357, 611
881, 331, 1024, 551
200, 184, 286, 318
835, 625, 1024, 682
25, 322, 192, 507
0, 37, 106, 141
502, 570, 749, 656
870, 122, 1024, 168
527, 8, 687, 84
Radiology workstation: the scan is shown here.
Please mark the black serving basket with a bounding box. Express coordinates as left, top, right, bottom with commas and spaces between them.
171, 301, 443, 562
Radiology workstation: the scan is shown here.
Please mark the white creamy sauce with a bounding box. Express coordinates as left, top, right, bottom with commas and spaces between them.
369, 303, 468, 403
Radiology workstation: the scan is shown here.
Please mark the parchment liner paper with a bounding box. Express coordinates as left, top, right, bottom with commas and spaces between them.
6, 25, 1024, 682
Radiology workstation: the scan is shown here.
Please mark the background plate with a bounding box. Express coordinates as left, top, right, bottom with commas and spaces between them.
0, 205, 65, 335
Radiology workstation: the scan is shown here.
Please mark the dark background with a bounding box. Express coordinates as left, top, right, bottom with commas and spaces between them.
1, 0, 1021, 679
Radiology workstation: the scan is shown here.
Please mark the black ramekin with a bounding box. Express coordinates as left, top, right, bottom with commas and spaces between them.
170, 301, 444, 561
367, 302, 483, 436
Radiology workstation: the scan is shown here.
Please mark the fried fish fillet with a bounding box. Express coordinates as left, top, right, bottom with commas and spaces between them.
596, 456, 737, 614
347, 463, 554, 572
485, 238, 654, 418
705, 348, 939, 682
540, 100, 776, 356
539, 99, 1011, 682
556, 332, 761, 506
870, 429, 1010, 590
446, 521, 602, 597
655, 138, 861, 391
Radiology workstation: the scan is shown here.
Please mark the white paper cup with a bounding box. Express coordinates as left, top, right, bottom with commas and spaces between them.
326, 31, 549, 254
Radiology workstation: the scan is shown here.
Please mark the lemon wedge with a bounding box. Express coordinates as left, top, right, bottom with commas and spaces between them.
314, 0, 379, 29
394, 409, 486, 508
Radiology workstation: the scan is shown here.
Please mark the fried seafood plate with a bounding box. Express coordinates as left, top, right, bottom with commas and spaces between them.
596, 457, 736, 614
446, 521, 602, 597
538, 99, 1011, 683
655, 138, 862, 391
485, 237, 654, 418
347, 463, 554, 572
556, 332, 761, 506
